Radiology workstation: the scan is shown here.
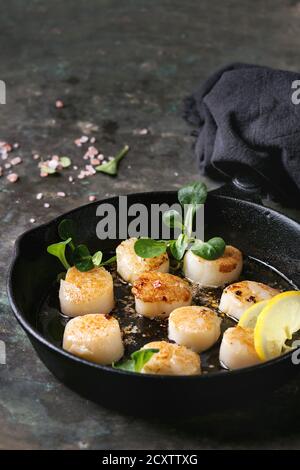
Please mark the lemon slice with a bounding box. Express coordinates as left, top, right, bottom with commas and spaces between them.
238, 300, 269, 329
254, 291, 300, 361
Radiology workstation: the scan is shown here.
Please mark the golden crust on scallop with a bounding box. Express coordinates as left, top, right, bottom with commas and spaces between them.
189, 245, 242, 273
63, 313, 124, 365
217, 246, 242, 273
64, 313, 117, 335
64, 266, 113, 305
142, 341, 201, 375
170, 306, 220, 332
224, 326, 256, 354
222, 280, 279, 303
132, 272, 191, 303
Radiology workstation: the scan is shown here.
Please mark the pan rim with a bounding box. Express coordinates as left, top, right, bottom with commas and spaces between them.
7, 190, 300, 381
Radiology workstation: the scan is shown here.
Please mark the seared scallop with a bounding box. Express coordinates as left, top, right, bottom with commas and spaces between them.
63, 314, 124, 365
141, 341, 201, 375
183, 245, 243, 287
132, 272, 192, 318
116, 237, 169, 284
168, 306, 221, 352
219, 280, 279, 321
219, 326, 261, 370
59, 266, 114, 317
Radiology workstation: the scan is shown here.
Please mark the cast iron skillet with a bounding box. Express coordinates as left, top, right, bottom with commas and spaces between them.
7, 177, 300, 416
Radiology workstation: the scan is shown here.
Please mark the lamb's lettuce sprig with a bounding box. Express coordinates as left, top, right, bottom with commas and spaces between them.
134, 181, 226, 262
113, 348, 159, 372
47, 219, 116, 272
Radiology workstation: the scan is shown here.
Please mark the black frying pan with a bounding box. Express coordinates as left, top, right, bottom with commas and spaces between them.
7, 177, 300, 416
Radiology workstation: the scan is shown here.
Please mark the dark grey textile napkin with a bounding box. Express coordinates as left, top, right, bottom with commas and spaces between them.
184, 63, 300, 201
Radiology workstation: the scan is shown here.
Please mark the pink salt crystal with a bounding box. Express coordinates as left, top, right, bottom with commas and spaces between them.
88, 195, 96, 202
68, 176, 73, 182
91, 158, 100, 166
139, 128, 149, 135
73, 165, 78, 170
90, 137, 96, 144
85, 165, 96, 175
5, 163, 11, 169
11, 156, 22, 166
52, 155, 59, 161
98, 154, 104, 160
30, 218, 36, 224
3, 143, 12, 152
36, 193, 43, 200
87, 146, 98, 156
13, 143, 20, 149
133, 128, 149, 136
40, 172, 48, 178
74, 139, 82, 147
44, 202, 50, 208
80, 135, 89, 143
57, 191, 66, 197
7, 173, 19, 183
55, 100, 64, 108
33, 154, 40, 160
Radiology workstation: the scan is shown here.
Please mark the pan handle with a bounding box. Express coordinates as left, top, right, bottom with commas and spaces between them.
210, 167, 299, 208
210, 171, 264, 204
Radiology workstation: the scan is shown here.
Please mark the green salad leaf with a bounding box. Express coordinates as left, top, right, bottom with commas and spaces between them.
178, 181, 208, 206
169, 234, 189, 261
47, 238, 72, 270
96, 145, 130, 176
47, 219, 116, 272
162, 209, 184, 230
191, 237, 226, 260
134, 238, 168, 258
113, 348, 159, 372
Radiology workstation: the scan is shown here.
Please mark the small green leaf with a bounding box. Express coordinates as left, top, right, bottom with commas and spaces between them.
134, 238, 167, 259
58, 219, 76, 250
178, 181, 207, 206
58, 219, 75, 241
60, 156, 71, 168
113, 359, 135, 372
101, 255, 117, 266
131, 349, 159, 372
92, 251, 103, 266
169, 234, 189, 261
73, 244, 94, 272
162, 209, 184, 230
113, 348, 159, 372
47, 238, 72, 270
191, 237, 226, 260
96, 145, 130, 176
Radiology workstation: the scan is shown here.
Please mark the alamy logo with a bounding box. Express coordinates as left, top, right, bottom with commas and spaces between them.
95, 196, 205, 241
291, 340, 300, 365
0, 340, 6, 364
0, 80, 6, 104
291, 80, 300, 105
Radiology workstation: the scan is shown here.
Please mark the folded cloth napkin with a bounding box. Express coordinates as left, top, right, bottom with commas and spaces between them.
184, 63, 300, 202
